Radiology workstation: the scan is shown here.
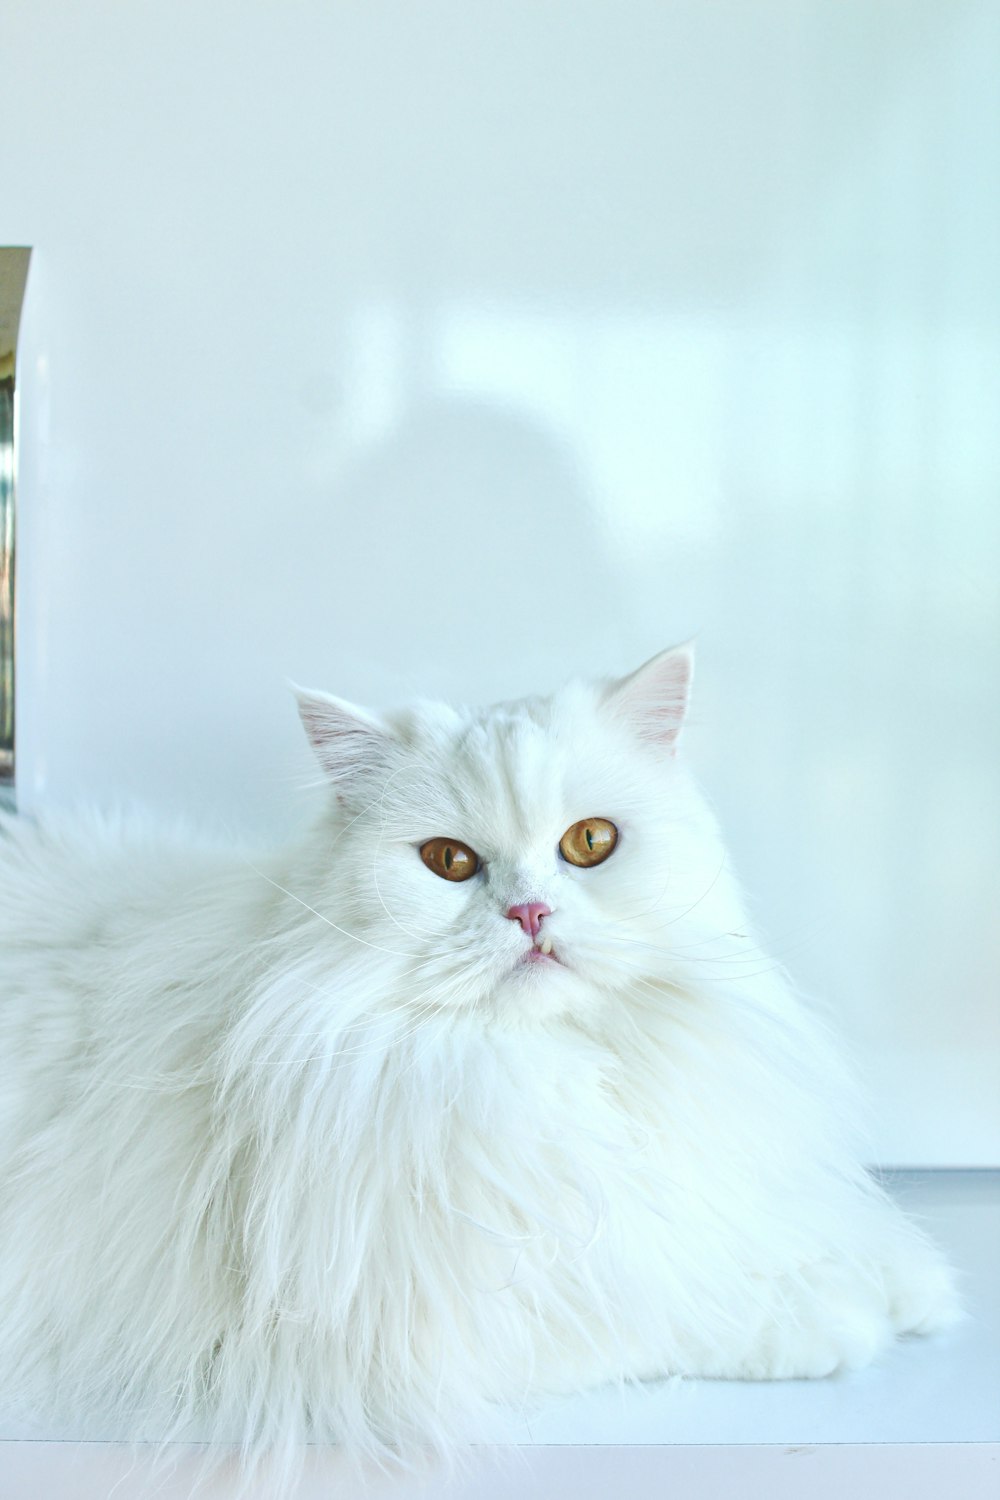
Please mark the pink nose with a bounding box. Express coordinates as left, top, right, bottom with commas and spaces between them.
505, 902, 551, 938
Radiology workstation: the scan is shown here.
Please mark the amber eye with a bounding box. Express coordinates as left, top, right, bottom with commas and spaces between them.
419, 838, 480, 882
559, 817, 618, 868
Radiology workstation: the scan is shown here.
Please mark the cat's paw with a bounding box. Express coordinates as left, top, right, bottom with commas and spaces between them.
693, 1246, 959, 1382
880, 1235, 963, 1338
737, 1259, 894, 1379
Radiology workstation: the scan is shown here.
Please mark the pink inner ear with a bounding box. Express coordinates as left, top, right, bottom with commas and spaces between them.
295, 688, 388, 785
610, 645, 693, 749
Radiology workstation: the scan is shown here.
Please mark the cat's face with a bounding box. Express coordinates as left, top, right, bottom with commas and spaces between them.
298, 647, 730, 1023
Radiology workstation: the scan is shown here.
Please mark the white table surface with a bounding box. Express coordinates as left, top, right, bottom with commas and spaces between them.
1, 1171, 996, 1498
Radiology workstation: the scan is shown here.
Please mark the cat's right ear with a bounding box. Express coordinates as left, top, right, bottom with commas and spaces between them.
292, 685, 390, 791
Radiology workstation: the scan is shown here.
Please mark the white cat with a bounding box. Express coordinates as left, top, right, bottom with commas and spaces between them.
0, 646, 959, 1479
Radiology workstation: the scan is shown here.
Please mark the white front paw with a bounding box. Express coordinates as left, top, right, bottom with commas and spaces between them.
697, 1246, 958, 1381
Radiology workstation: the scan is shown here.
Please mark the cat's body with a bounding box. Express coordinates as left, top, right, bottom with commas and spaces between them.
0, 649, 959, 1470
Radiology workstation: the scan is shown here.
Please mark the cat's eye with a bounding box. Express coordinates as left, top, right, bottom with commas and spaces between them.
559, 818, 618, 868
419, 838, 480, 882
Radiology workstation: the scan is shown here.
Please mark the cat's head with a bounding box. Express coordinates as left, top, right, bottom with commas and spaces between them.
295, 647, 734, 1023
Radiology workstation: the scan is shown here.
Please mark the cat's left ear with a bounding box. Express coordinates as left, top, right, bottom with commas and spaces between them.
293, 685, 391, 791
604, 643, 694, 751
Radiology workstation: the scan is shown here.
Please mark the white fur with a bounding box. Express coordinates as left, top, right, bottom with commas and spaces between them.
0, 649, 960, 1481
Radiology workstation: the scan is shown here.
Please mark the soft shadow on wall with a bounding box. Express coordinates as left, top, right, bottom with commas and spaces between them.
283, 394, 625, 709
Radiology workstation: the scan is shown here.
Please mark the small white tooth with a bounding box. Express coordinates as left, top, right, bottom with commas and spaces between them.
539, 935, 553, 955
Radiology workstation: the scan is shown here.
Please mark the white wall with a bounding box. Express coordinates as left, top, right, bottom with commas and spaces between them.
2, 0, 997, 1163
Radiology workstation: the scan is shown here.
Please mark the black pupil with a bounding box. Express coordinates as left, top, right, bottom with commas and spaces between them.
444, 846, 453, 870
585, 827, 594, 850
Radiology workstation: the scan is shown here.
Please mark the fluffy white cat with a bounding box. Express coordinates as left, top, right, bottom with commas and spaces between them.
0, 646, 959, 1477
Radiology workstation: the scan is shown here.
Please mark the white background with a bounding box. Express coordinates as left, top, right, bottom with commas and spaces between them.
2, 0, 998, 1164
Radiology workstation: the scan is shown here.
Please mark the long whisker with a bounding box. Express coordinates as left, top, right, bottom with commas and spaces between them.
600, 853, 728, 933
597, 926, 816, 969
276, 942, 444, 989
595, 943, 786, 987
238, 859, 421, 958
233, 991, 453, 1070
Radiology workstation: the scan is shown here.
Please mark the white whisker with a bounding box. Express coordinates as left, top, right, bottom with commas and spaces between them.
238, 857, 422, 958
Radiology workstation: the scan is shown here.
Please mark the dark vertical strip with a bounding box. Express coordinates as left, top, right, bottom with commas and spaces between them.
0, 375, 13, 787
0, 247, 30, 802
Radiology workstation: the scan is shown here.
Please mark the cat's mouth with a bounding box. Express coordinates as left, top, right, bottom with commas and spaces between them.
519, 935, 562, 968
